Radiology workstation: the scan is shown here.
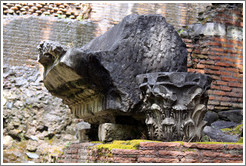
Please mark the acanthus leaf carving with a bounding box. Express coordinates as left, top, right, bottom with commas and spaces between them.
137, 72, 212, 142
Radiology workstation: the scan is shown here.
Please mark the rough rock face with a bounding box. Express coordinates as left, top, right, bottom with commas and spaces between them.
218, 110, 243, 124
3, 65, 73, 141
38, 14, 188, 125
203, 111, 219, 126
203, 126, 239, 142
2, 65, 79, 162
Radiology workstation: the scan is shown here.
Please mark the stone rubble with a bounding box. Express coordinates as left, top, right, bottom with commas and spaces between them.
3, 65, 80, 163
202, 109, 243, 142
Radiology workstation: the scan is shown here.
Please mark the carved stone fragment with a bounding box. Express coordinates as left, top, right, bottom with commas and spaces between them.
37, 14, 188, 125
136, 72, 212, 142
38, 14, 211, 142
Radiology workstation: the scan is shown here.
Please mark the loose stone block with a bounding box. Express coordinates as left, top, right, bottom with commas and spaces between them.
98, 123, 141, 142
76, 121, 91, 143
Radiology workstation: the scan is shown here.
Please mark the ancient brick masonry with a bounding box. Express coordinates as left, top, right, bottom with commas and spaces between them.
3, 3, 92, 20
181, 4, 243, 111
184, 36, 243, 110
57, 142, 243, 163
3, 16, 96, 68
56, 143, 97, 163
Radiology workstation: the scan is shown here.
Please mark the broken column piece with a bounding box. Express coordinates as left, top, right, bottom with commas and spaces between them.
38, 14, 188, 125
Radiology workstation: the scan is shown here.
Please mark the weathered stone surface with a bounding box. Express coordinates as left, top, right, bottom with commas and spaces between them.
204, 111, 219, 126
26, 152, 39, 159
3, 97, 7, 106
75, 121, 91, 143
76, 121, 91, 130
3, 136, 14, 149
63, 134, 76, 141
98, 123, 142, 142
8, 129, 22, 141
218, 110, 243, 124
181, 23, 226, 37
38, 14, 188, 124
203, 126, 239, 142
227, 26, 243, 40
136, 72, 212, 142
30, 136, 38, 141
27, 144, 37, 152
211, 120, 238, 130
3, 65, 79, 163
6, 102, 14, 109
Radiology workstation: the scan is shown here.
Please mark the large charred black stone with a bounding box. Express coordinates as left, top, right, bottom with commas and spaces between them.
38, 14, 188, 125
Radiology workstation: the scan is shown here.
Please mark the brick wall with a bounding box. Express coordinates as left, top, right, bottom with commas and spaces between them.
3, 3, 210, 66
185, 37, 243, 110
3, 3, 92, 20
56, 142, 243, 163
3, 16, 95, 68
90, 3, 210, 36
181, 3, 243, 111
56, 143, 92, 163
3, 3, 211, 38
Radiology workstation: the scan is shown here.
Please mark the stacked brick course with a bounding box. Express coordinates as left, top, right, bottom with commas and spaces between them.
3, 3, 92, 20
57, 142, 243, 163
183, 3, 243, 111
90, 3, 210, 36
56, 143, 96, 163
185, 36, 243, 110
3, 16, 95, 67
